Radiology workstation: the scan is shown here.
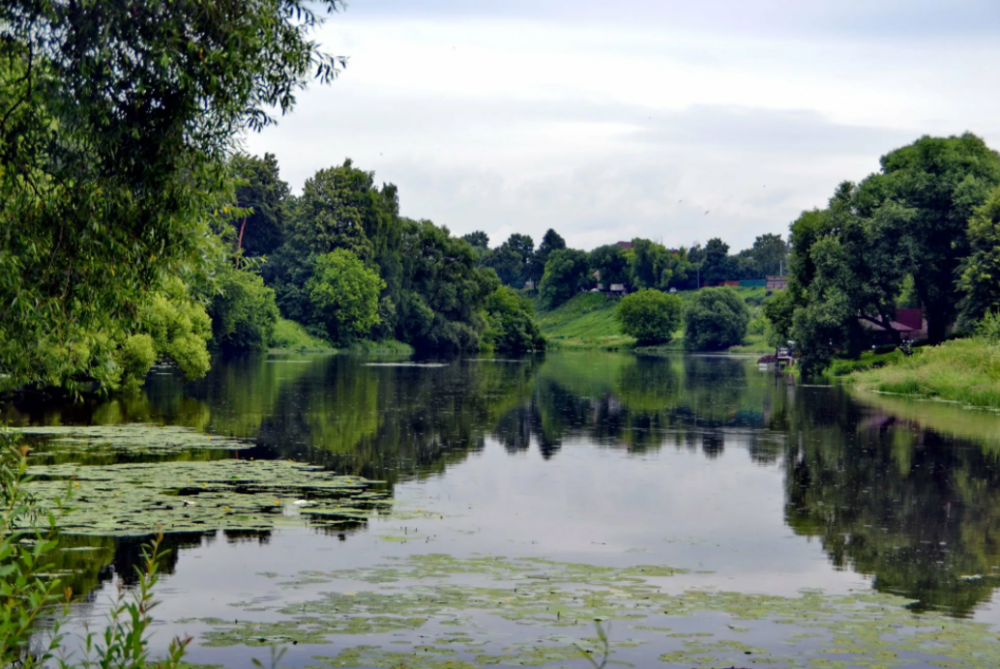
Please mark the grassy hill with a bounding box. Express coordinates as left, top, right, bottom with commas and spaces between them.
535, 287, 771, 353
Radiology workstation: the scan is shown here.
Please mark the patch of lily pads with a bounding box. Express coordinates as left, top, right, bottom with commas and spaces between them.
180, 553, 1000, 668
24, 459, 390, 536
14, 424, 250, 458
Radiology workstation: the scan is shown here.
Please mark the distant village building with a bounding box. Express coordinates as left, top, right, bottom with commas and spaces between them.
616, 241, 634, 250
609, 283, 628, 296
765, 276, 788, 290
523, 280, 535, 291
859, 308, 927, 344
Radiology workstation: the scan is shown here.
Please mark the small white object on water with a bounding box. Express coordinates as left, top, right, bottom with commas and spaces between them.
293, 500, 311, 506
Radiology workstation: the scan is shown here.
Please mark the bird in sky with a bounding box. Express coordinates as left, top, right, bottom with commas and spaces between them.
704, 210, 710, 215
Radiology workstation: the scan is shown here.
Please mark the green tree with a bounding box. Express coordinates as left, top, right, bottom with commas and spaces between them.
539, 249, 591, 309
700, 238, 735, 285
752, 233, 788, 278
615, 289, 683, 345
589, 244, 630, 286
959, 184, 1000, 322
762, 289, 795, 348
627, 239, 673, 290
208, 268, 280, 353
531, 229, 567, 283
0, 0, 347, 391
140, 277, 213, 382
462, 231, 490, 249
484, 286, 547, 353
307, 250, 385, 345
230, 153, 291, 258
684, 287, 750, 351
875, 134, 1000, 343
484, 233, 534, 287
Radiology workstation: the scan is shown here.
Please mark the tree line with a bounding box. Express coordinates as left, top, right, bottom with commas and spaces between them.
763, 133, 1000, 375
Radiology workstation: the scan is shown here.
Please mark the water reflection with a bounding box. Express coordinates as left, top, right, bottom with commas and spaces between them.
5, 351, 1000, 616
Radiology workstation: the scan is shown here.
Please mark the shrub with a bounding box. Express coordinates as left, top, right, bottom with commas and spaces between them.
306, 250, 385, 345
484, 286, 546, 353
614, 289, 683, 345
684, 287, 751, 351
208, 268, 280, 353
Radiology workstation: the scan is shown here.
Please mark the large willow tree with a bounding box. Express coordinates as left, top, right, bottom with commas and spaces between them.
0, 0, 346, 389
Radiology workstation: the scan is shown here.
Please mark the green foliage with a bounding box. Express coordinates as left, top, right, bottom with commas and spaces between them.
0, 0, 347, 391
976, 311, 1000, 342
484, 286, 547, 353
531, 229, 566, 283
539, 249, 591, 309
700, 238, 733, 285
483, 234, 535, 288
141, 278, 213, 381
875, 134, 1000, 343
307, 250, 385, 345
119, 335, 158, 391
589, 245, 630, 286
208, 268, 280, 353
684, 287, 750, 351
230, 153, 291, 257
751, 233, 788, 277
959, 185, 1000, 323
614, 289, 683, 345
762, 290, 795, 348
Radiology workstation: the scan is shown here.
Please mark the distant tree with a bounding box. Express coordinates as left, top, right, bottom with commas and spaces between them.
684, 287, 750, 351
959, 184, 1000, 323
752, 233, 788, 278
762, 289, 795, 348
701, 238, 734, 285
589, 244, 630, 286
484, 286, 546, 353
484, 233, 535, 287
531, 229, 567, 283
539, 249, 591, 309
628, 239, 673, 290
615, 289, 683, 345
230, 153, 290, 257
307, 250, 385, 345
462, 231, 490, 248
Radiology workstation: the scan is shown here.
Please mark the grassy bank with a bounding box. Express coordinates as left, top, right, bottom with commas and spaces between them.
268, 318, 413, 356
849, 337, 1000, 410
536, 288, 771, 354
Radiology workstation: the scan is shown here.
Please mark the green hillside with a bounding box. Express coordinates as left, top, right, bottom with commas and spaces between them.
536, 288, 771, 352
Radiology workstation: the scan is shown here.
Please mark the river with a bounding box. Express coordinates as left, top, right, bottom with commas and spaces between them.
6, 351, 1000, 668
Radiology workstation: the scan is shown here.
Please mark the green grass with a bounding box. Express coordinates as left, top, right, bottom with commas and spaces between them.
535, 287, 771, 352
825, 349, 905, 378
849, 337, 1000, 410
269, 318, 335, 352
345, 339, 414, 356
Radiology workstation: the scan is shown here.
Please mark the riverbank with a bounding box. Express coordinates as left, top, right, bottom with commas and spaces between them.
536, 289, 772, 354
848, 337, 1000, 410
268, 318, 413, 355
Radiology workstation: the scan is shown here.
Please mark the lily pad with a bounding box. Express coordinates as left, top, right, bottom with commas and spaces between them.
14, 424, 250, 459
25, 459, 389, 536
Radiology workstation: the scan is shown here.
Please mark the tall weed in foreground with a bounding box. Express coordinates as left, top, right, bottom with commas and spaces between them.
0, 430, 190, 668
976, 310, 1000, 343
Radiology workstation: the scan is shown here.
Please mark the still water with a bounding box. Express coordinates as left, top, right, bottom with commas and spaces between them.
7, 351, 1000, 668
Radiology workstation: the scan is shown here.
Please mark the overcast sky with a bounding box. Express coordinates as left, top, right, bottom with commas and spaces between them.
242, 0, 1000, 251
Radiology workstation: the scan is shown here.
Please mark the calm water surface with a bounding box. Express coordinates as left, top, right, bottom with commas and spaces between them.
7, 351, 1000, 667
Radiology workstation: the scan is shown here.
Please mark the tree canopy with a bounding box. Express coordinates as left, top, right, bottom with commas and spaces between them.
615, 290, 683, 346
684, 287, 750, 351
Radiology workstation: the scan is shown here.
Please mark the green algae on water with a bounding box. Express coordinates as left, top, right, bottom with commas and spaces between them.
24, 459, 389, 536
15, 424, 251, 458
180, 554, 1000, 669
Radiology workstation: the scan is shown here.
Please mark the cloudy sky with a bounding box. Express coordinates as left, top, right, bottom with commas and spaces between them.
243, 0, 1000, 251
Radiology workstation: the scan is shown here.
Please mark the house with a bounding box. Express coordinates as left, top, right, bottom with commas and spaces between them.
523, 280, 535, 291
765, 276, 788, 290
616, 241, 634, 250
859, 308, 927, 345
609, 283, 628, 296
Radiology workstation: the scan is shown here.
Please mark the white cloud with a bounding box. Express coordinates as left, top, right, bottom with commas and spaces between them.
242, 4, 1000, 251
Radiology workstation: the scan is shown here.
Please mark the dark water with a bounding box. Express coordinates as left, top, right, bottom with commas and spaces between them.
7, 351, 1000, 667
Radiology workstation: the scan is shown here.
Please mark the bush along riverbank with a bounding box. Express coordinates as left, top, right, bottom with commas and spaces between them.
848, 336, 1000, 410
